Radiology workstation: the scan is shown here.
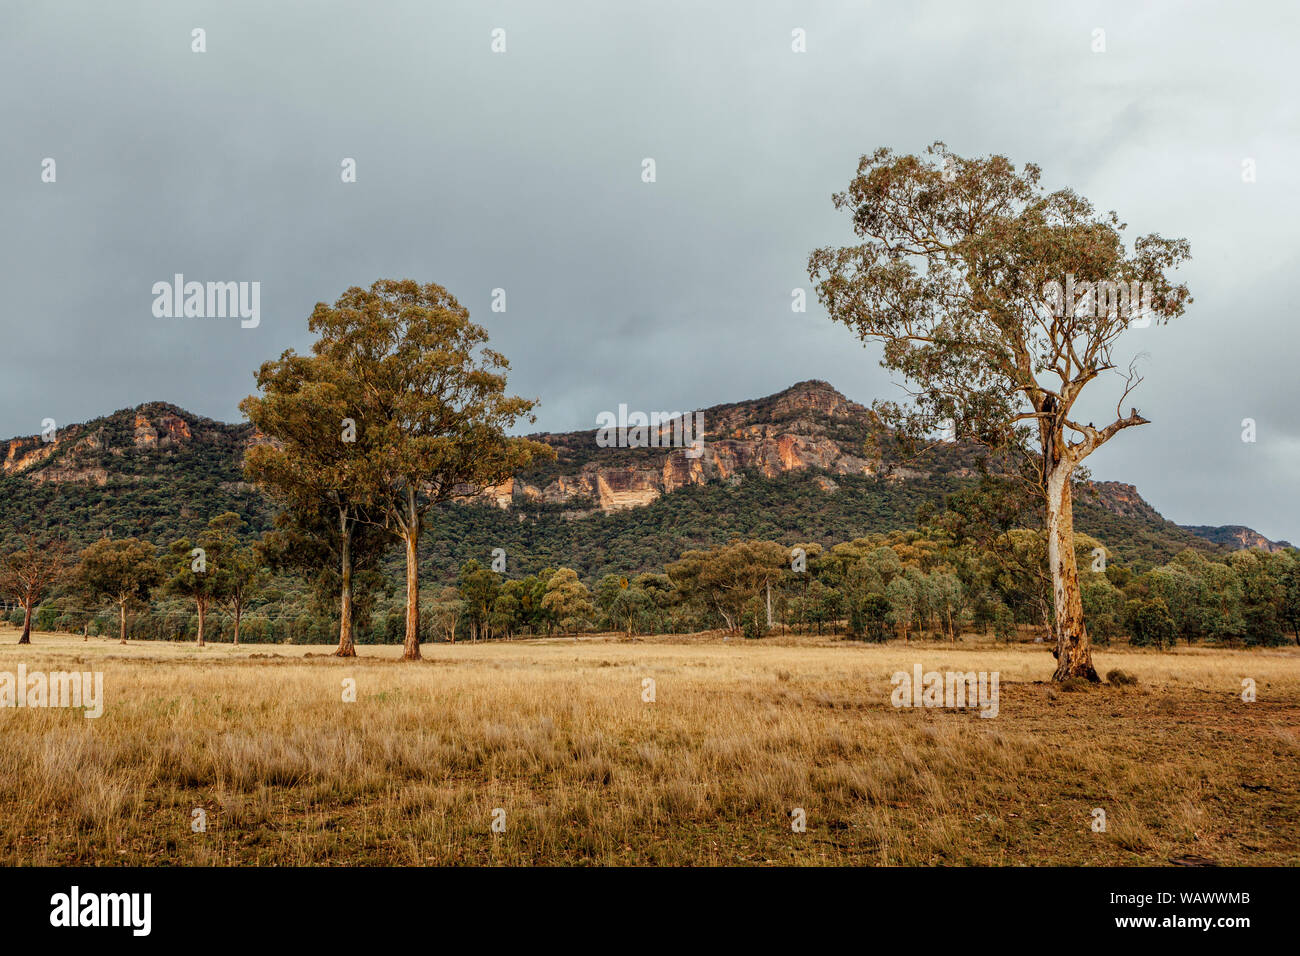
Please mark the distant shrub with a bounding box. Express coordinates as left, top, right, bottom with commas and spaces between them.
847, 594, 891, 643
1125, 599, 1176, 650
1106, 668, 1139, 686
992, 604, 1017, 643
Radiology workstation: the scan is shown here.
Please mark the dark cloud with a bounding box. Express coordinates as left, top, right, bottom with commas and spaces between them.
2, 0, 1296, 540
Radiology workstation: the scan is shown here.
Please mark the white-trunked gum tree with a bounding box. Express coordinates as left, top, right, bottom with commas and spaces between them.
809, 143, 1191, 681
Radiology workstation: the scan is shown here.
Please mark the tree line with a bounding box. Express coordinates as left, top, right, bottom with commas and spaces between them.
6, 516, 1298, 649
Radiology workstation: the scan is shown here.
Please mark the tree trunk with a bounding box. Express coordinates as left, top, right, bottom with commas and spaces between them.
401, 527, 421, 660
18, 600, 32, 644
196, 597, 207, 647
392, 483, 422, 661
335, 511, 356, 657
1046, 465, 1099, 681
765, 582, 773, 628
233, 604, 242, 647
119, 600, 127, 644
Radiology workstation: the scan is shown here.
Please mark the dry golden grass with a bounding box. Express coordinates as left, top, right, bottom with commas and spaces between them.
0, 624, 1296, 865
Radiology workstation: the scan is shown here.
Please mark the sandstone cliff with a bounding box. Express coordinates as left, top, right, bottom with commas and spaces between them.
2, 402, 223, 485
0, 385, 1287, 556
484, 380, 892, 513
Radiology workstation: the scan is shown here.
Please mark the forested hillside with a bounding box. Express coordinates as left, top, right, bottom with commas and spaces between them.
0, 384, 1270, 576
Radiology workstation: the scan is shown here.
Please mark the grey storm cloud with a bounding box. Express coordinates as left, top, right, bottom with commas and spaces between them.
1, 0, 1296, 540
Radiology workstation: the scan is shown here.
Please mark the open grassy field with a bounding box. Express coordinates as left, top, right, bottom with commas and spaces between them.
0, 625, 1296, 866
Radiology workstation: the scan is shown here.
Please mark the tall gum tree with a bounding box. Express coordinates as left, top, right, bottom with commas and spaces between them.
308, 279, 552, 661
809, 143, 1191, 681
243, 352, 382, 656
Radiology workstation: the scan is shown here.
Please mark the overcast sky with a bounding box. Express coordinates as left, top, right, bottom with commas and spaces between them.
2, 1, 1296, 541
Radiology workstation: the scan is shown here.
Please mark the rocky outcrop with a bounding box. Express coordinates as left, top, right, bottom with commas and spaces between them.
1085, 483, 1291, 554
708, 432, 873, 480
134, 411, 191, 448
245, 427, 282, 453
3, 404, 211, 483
1086, 481, 1165, 521
3, 437, 59, 475
3, 425, 114, 481
30, 464, 109, 486
454, 381, 884, 514
594, 470, 661, 511
132, 414, 157, 447
1182, 525, 1292, 553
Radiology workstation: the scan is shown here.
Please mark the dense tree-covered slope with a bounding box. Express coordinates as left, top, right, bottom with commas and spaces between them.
0, 385, 1277, 579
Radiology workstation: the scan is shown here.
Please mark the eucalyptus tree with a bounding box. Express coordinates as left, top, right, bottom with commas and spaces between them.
243, 348, 383, 657
0, 534, 71, 644
205, 512, 264, 646
77, 537, 161, 644
810, 143, 1191, 680
305, 280, 552, 660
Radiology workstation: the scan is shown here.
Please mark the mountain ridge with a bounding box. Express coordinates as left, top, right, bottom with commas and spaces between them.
0, 382, 1289, 565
